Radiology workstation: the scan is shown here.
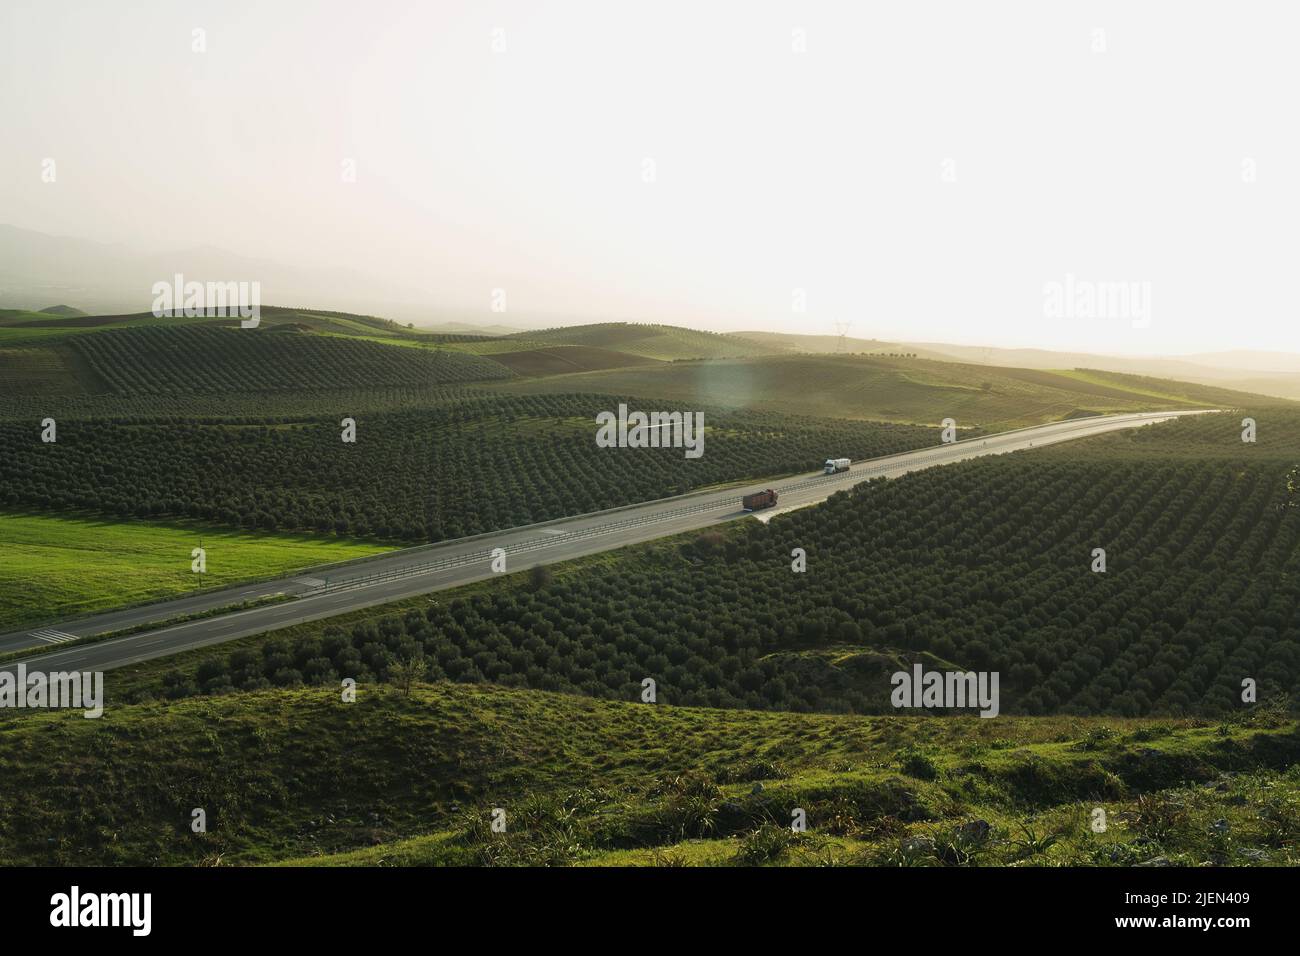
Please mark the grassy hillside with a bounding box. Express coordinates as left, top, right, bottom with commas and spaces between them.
0, 305, 424, 338
492, 354, 1281, 427
1213, 375, 1300, 402
0, 305, 498, 355
0, 308, 215, 345
907, 341, 1300, 403
482, 345, 660, 377
7, 314, 1285, 425
735, 329, 950, 360
0, 323, 513, 403
0, 682, 1294, 866
0, 308, 56, 323
508, 322, 785, 361
0, 511, 388, 632
1069, 368, 1287, 407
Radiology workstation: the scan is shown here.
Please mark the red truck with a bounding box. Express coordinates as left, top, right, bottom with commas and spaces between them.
742, 489, 778, 510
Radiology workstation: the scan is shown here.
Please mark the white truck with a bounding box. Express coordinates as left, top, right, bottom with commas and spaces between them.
824, 457, 851, 475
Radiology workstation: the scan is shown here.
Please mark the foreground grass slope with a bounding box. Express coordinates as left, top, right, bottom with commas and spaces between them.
0, 682, 1294, 866
0, 511, 389, 632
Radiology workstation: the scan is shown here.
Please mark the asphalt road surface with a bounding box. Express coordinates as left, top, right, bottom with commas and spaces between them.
0, 409, 1215, 675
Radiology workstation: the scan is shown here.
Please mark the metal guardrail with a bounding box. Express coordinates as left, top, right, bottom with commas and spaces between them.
303, 411, 1193, 597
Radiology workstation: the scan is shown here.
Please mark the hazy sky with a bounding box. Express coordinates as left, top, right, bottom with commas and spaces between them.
3, 0, 1297, 354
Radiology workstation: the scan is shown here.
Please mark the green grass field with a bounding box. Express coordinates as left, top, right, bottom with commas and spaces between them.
0, 511, 389, 632
1, 681, 1294, 866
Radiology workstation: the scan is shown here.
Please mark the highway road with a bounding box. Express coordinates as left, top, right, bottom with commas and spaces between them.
0, 409, 1215, 676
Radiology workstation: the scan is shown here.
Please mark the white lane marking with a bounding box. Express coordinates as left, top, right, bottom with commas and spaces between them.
31, 628, 78, 644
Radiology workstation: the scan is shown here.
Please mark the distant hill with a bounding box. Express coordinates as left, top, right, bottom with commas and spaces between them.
416, 320, 522, 337
902, 341, 1300, 402
0, 305, 482, 347
484, 345, 661, 377
493, 352, 1291, 427
49, 325, 515, 395
7, 301, 1299, 410
1185, 350, 1300, 373
508, 322, 784, 361
734, 330, 950, 361
0, 308, 56, 328
726, 332, 1300, 405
